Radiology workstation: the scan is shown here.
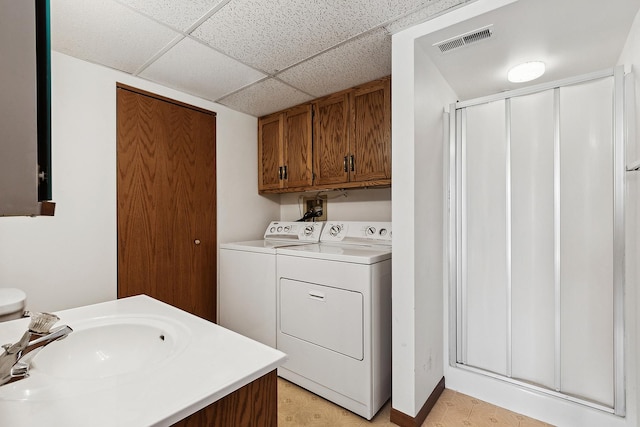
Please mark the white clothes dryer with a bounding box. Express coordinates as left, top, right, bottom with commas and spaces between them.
219, 221, 323, 347
275, 221, 392, 420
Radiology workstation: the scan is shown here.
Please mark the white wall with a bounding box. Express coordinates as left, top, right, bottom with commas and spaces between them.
413, 38, 460, 410
0, 52, 279, 313
390, 17, 458, 417
391, 26, 418, 416
279, 187, 391, 222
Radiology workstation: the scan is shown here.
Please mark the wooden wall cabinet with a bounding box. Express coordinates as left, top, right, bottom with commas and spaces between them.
349, 77, 391, 184
257, 112, 283, 191
258, 104, 313, 192
313, 77, 391, 189
258, 76, 391, 194
312, 91, 350, 187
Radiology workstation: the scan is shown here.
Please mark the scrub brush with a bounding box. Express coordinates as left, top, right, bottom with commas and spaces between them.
26, 312, 60, 334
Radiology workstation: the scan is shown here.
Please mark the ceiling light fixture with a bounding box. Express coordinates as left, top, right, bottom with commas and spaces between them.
507, 61, 546, 83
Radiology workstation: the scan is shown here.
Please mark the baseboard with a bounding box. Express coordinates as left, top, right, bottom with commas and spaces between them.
390, 376, 445, 427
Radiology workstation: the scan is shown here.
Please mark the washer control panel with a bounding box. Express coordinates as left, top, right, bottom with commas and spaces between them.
320, 221, 392, 245
264, 221, 324, 242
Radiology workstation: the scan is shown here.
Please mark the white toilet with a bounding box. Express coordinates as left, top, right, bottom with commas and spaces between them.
0, 288, 26, 322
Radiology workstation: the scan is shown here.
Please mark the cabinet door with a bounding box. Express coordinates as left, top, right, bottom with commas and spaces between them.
313, 92, 350, 186
258, 113, 284, 191
0, 0, 40, 215
283, 104, 313, 188
350, 78, 391, 183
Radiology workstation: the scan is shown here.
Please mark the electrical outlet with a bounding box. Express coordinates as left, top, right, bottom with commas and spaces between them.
303, 195, 327, 222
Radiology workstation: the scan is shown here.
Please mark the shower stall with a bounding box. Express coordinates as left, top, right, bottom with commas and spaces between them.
448, 66, 630, 416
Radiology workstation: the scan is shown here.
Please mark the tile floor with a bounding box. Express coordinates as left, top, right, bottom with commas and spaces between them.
277, 378, 554, 426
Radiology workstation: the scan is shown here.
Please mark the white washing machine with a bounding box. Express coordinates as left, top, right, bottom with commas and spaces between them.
276, 221, 392, 420
219, 221, 323, 347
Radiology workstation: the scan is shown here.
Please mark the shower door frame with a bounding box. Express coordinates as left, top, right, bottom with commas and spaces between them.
447, 66, 626, 416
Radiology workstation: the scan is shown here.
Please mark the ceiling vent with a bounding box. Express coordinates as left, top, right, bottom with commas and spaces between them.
433, 25, 493, 53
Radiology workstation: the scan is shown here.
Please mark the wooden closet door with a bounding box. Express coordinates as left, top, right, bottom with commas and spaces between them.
117, 85, 217, 322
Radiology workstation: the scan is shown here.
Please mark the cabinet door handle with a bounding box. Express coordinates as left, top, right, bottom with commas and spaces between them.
350, 155, 355, 172
278, 166, 283, 180
283, 165, 288, 180
344, 156, 348, 172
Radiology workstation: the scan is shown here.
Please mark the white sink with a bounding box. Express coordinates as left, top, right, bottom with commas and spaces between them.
0, 295, 287, 427
30, 315, 189, 380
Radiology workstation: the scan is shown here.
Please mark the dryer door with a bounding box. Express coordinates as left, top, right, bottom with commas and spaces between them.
280, 278, 363, 360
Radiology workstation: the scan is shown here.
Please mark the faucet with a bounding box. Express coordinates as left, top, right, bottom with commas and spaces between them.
0, 312, 73, 386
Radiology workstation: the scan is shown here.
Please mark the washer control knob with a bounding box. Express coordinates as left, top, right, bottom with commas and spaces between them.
284, 225, 291, 232
270, 227, 275, 233
329, 224, 342, 237
379, 228, 388, 236
303, 225, 315, 236
366, 226, 376, 235
277, 226, 283, 232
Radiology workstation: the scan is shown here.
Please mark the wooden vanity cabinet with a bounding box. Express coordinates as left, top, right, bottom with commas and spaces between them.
173, 370, 277, 427
257, 104, 312, 192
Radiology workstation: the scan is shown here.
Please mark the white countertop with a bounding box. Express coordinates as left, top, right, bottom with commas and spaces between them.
0, 295, 287, 426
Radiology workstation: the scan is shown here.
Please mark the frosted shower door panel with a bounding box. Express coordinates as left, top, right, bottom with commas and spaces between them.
559, 77, 614, 407
464, 100, 508, 376
510, 91, 556, 389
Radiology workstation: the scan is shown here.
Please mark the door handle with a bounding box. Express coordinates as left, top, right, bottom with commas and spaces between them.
283, 165, 288, 180
278, 166, 283, 180
344, 156, 348, 172
350, 155, 355, 172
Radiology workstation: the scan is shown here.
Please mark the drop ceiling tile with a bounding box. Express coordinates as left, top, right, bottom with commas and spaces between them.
139, 37, 266, 101
217, 79, 314, 117
192, 0, 432, 73
115, 0, 227, 32
385, 0, 473, 34
51, 0, 180, 74
278, 29, 391, 98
